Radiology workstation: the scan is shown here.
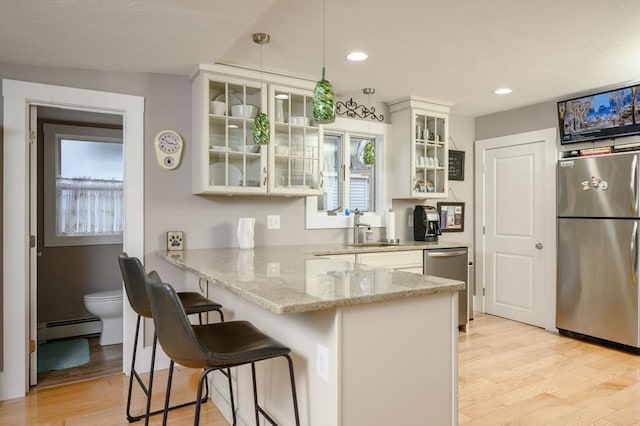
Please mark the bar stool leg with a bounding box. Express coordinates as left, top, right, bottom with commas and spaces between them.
285, 355, 301, 426
162, 360, 175, 426
126, 315, 143, 422
251, 363, 260, 426
143, 333, 159, 426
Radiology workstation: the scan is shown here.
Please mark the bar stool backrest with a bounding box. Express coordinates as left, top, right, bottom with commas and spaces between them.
146, 280, 209, 368
118, 252, 160, 318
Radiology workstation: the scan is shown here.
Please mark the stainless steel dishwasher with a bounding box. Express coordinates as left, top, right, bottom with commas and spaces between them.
424, 248, 469, 329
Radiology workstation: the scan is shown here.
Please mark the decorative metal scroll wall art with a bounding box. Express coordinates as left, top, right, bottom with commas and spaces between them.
336, 98, 384, 121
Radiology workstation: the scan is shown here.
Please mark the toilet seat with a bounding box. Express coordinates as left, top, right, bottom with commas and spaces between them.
84, 289, 123, 302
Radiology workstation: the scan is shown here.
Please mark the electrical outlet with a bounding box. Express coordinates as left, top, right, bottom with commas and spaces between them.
267, 215, 280, 230
316, 343, 329, 381
408, 215, 413, 227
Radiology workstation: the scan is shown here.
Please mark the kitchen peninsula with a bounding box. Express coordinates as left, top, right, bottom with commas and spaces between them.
158, 243, 464, 426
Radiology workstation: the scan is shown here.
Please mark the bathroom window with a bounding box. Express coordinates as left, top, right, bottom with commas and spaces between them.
44, 124, 124, 247
306, 117, 391, 229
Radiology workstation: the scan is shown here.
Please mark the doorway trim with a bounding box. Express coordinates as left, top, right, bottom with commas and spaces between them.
1, 79, 144, 400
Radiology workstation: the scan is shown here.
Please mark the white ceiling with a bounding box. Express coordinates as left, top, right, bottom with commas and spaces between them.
2, 0, 640, 117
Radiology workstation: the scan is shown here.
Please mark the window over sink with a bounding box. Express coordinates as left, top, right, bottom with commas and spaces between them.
306, 117, 391, 229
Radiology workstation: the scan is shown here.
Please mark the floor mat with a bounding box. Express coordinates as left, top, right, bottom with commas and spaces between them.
37, 338, 90, 373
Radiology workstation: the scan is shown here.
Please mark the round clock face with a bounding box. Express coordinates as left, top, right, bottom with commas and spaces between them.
158, 132, 182, 154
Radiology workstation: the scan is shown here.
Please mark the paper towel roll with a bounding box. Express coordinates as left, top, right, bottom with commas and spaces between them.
386, 211, 396, 240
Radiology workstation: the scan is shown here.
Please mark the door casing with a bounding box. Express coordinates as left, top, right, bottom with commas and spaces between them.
474, 127, 557, 331
1, 79, 145, 400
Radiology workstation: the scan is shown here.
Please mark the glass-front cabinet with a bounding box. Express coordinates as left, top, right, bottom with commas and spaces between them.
192, 72, 267, 194
389, 97, 451, 199
414, 113, 447, 194
192, 68, 321, 196
268, 84, 323, 195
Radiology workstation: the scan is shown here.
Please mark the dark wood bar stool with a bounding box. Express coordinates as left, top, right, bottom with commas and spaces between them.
118, 253, 226, 424
145, 280, 300, 426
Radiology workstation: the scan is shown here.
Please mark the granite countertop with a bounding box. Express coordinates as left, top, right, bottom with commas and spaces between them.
157, 243, 466, 314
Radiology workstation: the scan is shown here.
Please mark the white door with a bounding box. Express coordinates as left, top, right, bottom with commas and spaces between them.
474, 128, 557, 330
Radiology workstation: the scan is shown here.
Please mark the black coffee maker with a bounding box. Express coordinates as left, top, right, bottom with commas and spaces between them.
413, 205, 442, 242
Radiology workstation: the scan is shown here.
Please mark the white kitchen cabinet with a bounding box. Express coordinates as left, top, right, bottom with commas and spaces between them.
356, 251, 423, 274
320, 254, 356, 261
389, 97, 452, 199
192, 69, 322, 197
192, 71, 268, 195
268, 84, 323, 196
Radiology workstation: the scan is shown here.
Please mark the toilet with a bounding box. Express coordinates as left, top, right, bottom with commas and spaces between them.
83, 289, 123, 346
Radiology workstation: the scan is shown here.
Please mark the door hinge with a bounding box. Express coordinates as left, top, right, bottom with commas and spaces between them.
29, 130, 36, 145
483, 287, 486, 296
29, 339, 36, 353
483, 226, 485, 235
29, 235, 36, 248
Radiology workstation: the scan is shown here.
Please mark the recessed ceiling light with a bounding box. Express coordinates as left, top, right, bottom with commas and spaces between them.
347, 51, 368, 61
493, 88, 513, 95
275, 94, 289, 100
228, 124, 239, 129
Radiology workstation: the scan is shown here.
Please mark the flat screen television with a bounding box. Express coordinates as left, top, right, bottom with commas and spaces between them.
558, 84, 640, 144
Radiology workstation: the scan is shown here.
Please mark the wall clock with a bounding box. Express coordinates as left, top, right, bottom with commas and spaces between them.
154, 130, 183, 170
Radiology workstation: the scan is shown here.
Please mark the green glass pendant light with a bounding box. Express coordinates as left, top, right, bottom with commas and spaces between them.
253, 32, 270, 145
313, 0, 336, 124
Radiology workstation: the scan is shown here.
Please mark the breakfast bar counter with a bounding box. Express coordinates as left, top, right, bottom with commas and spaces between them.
157, 244, 463, 426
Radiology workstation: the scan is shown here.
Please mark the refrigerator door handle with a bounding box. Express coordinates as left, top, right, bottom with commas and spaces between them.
632, 155, 639, 216
632, 221, 638, 285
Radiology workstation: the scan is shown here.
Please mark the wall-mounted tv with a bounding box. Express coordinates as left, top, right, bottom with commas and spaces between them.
558, 84, 640, 144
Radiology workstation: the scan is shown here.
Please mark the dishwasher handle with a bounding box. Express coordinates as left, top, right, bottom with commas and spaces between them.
425, 250, 467, 258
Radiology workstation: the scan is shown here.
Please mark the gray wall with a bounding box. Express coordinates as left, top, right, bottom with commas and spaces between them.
0, 62, 477, 331
474, 101, 558, 141
0, 62, 361, 293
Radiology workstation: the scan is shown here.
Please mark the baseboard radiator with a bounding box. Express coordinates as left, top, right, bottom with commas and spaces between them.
37, 317, 101, 343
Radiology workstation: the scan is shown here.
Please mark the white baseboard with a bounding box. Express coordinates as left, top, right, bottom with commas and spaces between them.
37, 319, 101, 342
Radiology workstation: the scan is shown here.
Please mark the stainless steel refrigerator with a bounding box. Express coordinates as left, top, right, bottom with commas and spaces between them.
557, 152, 640, 350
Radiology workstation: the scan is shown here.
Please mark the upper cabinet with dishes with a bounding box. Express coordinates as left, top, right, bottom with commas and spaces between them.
389, 97, 452, 199
191, 65, 322, 196
268, 84, 323, 195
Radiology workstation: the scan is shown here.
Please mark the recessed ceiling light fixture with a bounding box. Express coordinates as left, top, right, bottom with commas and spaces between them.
275, 93, 289, 100
347, 51, 368, 61
493, 88, 513, 95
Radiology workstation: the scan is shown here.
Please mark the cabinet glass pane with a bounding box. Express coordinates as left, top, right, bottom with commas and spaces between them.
209, 117, 226, 149
274, 157, 290, 188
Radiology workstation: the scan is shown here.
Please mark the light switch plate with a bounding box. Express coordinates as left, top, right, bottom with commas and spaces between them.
267, 215, 280, 230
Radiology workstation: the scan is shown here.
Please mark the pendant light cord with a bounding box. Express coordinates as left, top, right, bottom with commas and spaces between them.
368, 92, 372, 141
322, 0, 326, 80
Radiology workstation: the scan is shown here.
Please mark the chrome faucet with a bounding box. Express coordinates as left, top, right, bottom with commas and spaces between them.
353, 209, 368, 245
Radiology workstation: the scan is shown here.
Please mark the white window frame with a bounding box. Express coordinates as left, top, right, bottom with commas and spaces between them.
306, 117, 392, 229
43, 123, 124, 247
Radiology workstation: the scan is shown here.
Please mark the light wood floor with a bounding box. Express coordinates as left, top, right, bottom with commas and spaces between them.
459, 313, 640, 425
2, 313, 639, 425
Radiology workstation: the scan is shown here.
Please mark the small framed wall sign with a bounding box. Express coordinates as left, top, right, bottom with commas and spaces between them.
448, 150, 465, 181
437, 202, 465, 232
166, 231, 184, 251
